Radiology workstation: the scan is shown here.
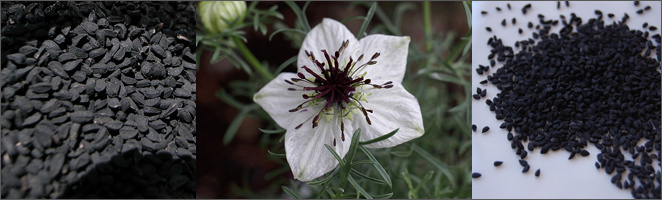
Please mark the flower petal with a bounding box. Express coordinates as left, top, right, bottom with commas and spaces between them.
352, 84, 424, 148
297, 18, 362, 76
357, 35, 410, 84
285, 111, 354, 182
254, 73, 324, 129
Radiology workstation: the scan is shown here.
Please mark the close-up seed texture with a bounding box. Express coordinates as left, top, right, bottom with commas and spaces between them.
1, 2, 196, 198
472, 1, 661, 199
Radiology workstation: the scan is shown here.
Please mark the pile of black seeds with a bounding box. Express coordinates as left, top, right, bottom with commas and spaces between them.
1, 2, 196, 198
478, 3, 661, 199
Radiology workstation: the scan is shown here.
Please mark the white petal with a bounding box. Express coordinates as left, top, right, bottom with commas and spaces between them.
297, 18, 362, 76
352, 84, 424, 148
285, 111, 354, 182
357, 35, 410, 84
253, 73, 324, 129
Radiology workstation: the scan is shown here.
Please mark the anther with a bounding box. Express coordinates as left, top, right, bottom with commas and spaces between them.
367, 61, 377, 65
333, 138, 337, 146
371, 52, 380, 60
302, 94, 309, 99
298, 72, 306, 79
364, 79, 371, 84
285, 80, 295, 85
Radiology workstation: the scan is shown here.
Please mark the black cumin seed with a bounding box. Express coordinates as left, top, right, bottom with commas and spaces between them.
608, 13, 614, 18
486, 27, 492, 32
472, 124, 477, 132
482, 126, 490, 133
565, 1, 569, 7
512, 18, 516, 24
473, 94, 481, 100
557, 1, 560, 9
476, 87, 482, 94
480, 79, 488, 84
650, 26, 657, 31
528, 22, 533, 28
535, 169, 540, 177
568, 152, 576, 159
519, 159, 527, 166
595, 10, 602, 16
519, 28, 523, 34
644, 5, 650, 10
522, 165, 530, 173
507, 3, 511, 10
635, 1, 640, 6
501, 19, 507, 26
580, 150, 590, 156
480, 89, 487, 97
472, 172, 481, 178
636, 9, 644, 14
521, 151, 528, 159
496, 7, 501, 11
494, 161, 503, 166
595, 162, 600, 169
643, 23, 648, 28
481, 11, 488, 15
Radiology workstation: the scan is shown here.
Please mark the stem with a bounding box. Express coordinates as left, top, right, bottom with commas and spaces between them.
423, 1, 432, 52
231, 36, 274, 80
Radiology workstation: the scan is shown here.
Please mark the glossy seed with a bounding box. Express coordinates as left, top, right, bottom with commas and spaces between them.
472, 172, 482, 178
482, 126, 490, 133
494, 161, 503, 166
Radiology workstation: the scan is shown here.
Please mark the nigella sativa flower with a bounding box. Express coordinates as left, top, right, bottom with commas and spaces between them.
254, 18, 424, 181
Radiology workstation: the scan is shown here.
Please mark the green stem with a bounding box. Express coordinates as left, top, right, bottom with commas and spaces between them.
423, 1, 432, 52
232, 36, 274, 80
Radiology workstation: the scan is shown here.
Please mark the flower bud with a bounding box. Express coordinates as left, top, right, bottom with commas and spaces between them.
198, 1, 247, 34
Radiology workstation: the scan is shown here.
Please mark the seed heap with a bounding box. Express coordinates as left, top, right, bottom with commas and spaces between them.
1, 2, 196, 198
478, 3, 661, 199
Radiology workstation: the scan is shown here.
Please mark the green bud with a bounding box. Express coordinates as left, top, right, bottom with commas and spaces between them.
198, 1, 247, 34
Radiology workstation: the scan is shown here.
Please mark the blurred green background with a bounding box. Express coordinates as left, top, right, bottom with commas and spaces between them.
196, 1, 472, 198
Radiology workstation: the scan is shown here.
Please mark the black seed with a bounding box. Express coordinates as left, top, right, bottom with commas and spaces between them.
644, 5, 651, 10
501, 19, 506, 26
635, 1, 640, 6
481, 11, 488, 15
494, 161, 503, 166
580, 150, 590, 156
482, 126, 490, 133
486, 27, 492, 32
650, 26, 657, 31
519, 159, 527, 166
636, 9, 644, 14
535, 169, 540, 177
472, 124, 477, 132
522, 165, 530, 173
472, 172, 482, 178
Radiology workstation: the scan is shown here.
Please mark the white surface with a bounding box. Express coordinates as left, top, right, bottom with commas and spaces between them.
471, 1, 661, 199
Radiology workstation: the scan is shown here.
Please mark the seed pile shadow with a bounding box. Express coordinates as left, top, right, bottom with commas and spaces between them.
477, 2, 661, 199
1, 2, 196, 198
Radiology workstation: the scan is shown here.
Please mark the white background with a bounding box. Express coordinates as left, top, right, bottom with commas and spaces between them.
471, 1, 661, 199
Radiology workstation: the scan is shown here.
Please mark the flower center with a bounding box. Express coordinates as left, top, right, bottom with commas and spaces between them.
285, 40, 393, 145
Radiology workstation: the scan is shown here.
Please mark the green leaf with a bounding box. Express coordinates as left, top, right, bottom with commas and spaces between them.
275, 56, 297, 74
309, 167, 339, 185
269, 28, 307, 41
394, 2, 417, 31
350, 168, 388, 185
341, 15, 365, 24
253, 12, 260, 31
267, 150, 286, 157
357, 2, 377, 39
359, 128, 398, 145
285, 1, 311, 32
324, 144, 345, 166
223, 105, 256, 145
462, 1, 472, 28
411, 144, 457, 189
351, 160, 377, 166
210, 46, 224, 64
359, 146, 392, 188
372, 193, 394, 199
344, 128, 362, 164
258, 128, 286, 134
347, 175, 373, 199
428, 73, 465, 85
282, 186, 301, 199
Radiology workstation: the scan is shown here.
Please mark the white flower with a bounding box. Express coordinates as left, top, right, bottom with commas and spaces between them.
253, 18, 424, 182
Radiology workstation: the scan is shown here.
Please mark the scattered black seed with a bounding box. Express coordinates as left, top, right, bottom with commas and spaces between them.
482, 126, 490, 133
518, 28, 523, 34
507, 3, 511, 10
486, 27, 492, 32
472, 124, 477, 132
522, 165, 530, 173
512, 18, 516, 25
535, 169, 540, 177
644, 5, 651, 11
650, 26, 657, 31
522, 4, 532, 14
480, 79, 488, 84
644, 23, 648, 28
496, 7, 501, 11
519, 159, 528, 166
635, 1, 640, 6
494, 161, 503, 166
482, 11, 488, 15
472, 172, 482, 178
501, 19, 507, 26
565, 1, 569, 7
557, 1, 560, 9
480, 2, 661, 198
473, 94, 481, 100
637, 9, 644, 14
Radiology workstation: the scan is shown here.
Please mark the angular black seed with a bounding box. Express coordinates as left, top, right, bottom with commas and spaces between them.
494, 161, 503, 166
535, 169, 540, 177
519, 159, 527, 166
482, 126, 490, 133
472, 172, 482, 178
522, 165, 530, 173
472, 124, 477, 132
